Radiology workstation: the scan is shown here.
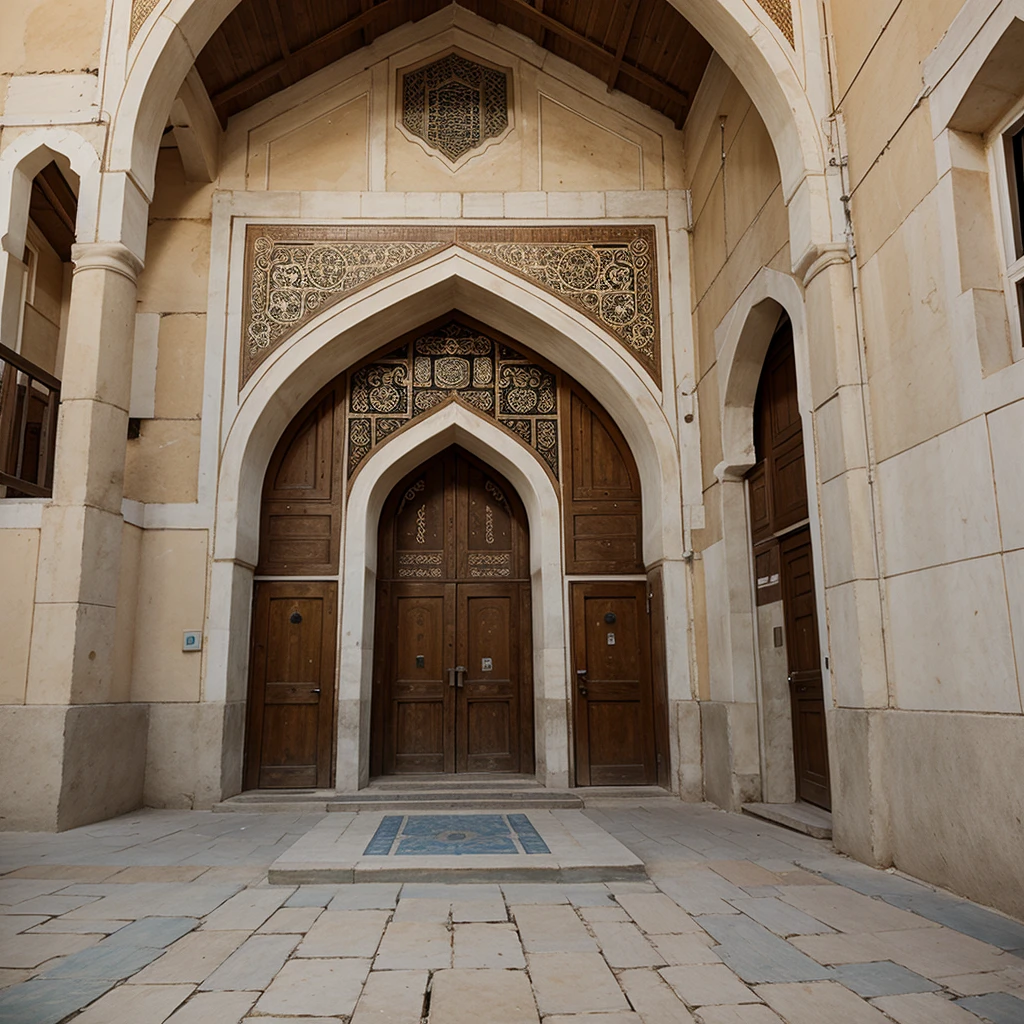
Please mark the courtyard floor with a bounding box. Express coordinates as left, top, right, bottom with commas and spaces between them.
0, 802, 1022, 1024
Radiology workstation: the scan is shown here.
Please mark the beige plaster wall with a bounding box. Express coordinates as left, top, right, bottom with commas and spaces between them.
0, 0, 106, 76
0, 529, 40, 705
130, 530, 209, 703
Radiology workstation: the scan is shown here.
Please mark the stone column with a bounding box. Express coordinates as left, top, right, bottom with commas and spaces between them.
8, 242, 149, 830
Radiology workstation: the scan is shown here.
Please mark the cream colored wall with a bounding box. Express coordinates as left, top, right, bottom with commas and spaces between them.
224, 16, 683, 194
683, 59, 791, 707
0, 529, 40, 704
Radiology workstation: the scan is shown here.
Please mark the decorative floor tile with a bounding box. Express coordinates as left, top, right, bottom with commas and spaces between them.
364, 815, 550, 857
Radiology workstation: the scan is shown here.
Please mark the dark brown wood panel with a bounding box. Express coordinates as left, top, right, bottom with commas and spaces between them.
748, 315, 831, 811
195, 0, 713, 130
245, 582, 337, 789
780, 530, 831, 810
564, 385, 644, 574
646, 566, 671, 788
258, 386, 344, 576
374, 447, 533, 775
571, 581, 656, 786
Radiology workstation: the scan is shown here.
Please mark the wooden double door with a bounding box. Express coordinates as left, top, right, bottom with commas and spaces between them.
372, 449, 534, 776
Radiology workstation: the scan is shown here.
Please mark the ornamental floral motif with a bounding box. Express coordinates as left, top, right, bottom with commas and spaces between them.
460, 233, 658, 377
401, 52, 510, 163
347, 321, 559, 479
241, 225, 661, 387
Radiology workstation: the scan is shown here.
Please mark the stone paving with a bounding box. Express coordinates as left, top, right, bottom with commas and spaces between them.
0, 803, 1022, 1023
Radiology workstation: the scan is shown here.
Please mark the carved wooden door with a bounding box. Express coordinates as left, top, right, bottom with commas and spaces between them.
780, 530, 831, 809
571, 582, 657, 785
373, 448, 534, 776
245, 582, 337, 789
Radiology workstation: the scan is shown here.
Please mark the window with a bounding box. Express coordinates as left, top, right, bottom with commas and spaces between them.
996, 110, 1024, 347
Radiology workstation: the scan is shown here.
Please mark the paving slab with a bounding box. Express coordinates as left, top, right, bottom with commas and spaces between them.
37, 940, 163, 980
0, 978, 114, 1024
103, 915, 199, 948
70, 983, 194, 1024
0, 932, 99, 969
374, 921, 451, 970
694, 1005, 785, 1023
544, 1014, 642, 1023
201, 888, 291, 930
258, 906, 323, 932
328, 883, 402, 909
452, 898, 508, 921
877, 927, 1013, 977
164, 991, 259, 1024
350, 969, 428, 1024
528, 951, 630, 1015
296, 909, 390, 957
883, 893, 1024, 951
727, 897, 835, 937
429, 968, 539, 1023
0, 914, 47, 937
653, 933, 722, 965
253, 957, 370, 1017
26, 918, 129, 935
592, 920, 667, 967
695, 914, 833, 984
955, 993, 1024, 1024
778, 886, 936, 934
199, 933, 298, 991
618, 967, 697, 1023
393, 897, 451, 922
660, 964, 760, 1007
127, 929, 250, 984
268, 811, 643, 884
755, 981, 892, 1023
870, 992, 987, 1024
617, 892, 703, 934
0, 968, 36, 990
108, 866, 210, 883
284, 886, 345, 908
453, 922, 525, 968
831, 960, 941, 997
514, 904, 597, 952
789, 931, 893, 965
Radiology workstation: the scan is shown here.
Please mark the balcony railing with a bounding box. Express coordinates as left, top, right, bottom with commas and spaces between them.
0, 342, 60, 499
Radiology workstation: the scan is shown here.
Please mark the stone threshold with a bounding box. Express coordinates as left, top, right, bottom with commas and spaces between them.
267, 809, 646, 884
742, 801, 833, 840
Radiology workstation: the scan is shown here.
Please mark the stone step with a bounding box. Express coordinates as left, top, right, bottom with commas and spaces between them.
742, 801, 833, 840
213, 789, 584, 813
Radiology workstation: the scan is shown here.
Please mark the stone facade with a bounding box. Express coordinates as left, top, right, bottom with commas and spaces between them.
1, 0, 1023, 922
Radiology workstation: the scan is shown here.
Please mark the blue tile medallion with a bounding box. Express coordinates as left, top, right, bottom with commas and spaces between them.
363, 813, 551, 856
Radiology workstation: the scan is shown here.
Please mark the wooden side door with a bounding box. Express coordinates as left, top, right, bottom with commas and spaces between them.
571, 582, 657, 786
246, 582, 337, 789
455, 583, 526, 774
780, 530, 831, 810
382, 582, 456, 775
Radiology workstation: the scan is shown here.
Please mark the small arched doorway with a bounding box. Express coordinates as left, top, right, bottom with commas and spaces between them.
747, 316, 831, 809
370, 446, 533, 777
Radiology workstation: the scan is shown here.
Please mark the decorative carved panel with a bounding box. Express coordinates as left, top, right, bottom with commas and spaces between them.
130, 0, 160, 41
347, 320, 559, 479
241, 225, 661, 386
756, 0, 794, 45
401, 52, 511, 164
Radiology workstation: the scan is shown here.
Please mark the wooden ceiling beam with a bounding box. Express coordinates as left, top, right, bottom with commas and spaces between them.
606, 0, 641, 92
490, 0, 689, 111
212, 0, 398, 108
268, 0, 295, 88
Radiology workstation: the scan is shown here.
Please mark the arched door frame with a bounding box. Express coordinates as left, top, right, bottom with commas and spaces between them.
344, 401, 564, 789
711, 267, 832, 805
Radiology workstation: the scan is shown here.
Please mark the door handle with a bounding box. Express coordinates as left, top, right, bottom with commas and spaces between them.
311, 689, 321, 695
576, 668, 588, 697
449, 667, 467, 688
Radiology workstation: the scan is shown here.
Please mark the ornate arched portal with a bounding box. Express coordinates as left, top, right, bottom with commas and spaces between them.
244, 314, 667, 791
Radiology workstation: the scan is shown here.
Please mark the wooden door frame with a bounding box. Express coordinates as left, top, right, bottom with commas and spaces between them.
244, 580, 339, 791
370, 447, 535, 777
569, 580, 660, 787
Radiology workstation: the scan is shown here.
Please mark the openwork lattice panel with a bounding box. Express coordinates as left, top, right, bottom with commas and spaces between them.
401, 52, 511, 164
242, 225, 661, 387
348, 321, 559, 479
756, 0, 794, 45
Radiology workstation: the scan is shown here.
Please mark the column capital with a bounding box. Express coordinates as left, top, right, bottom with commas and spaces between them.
71, 242, 144, 283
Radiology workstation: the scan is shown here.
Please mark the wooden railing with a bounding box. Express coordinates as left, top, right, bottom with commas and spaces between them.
0, 342, 60, 499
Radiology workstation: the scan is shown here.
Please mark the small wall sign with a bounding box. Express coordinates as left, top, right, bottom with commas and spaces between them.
183, 631, 203, 652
